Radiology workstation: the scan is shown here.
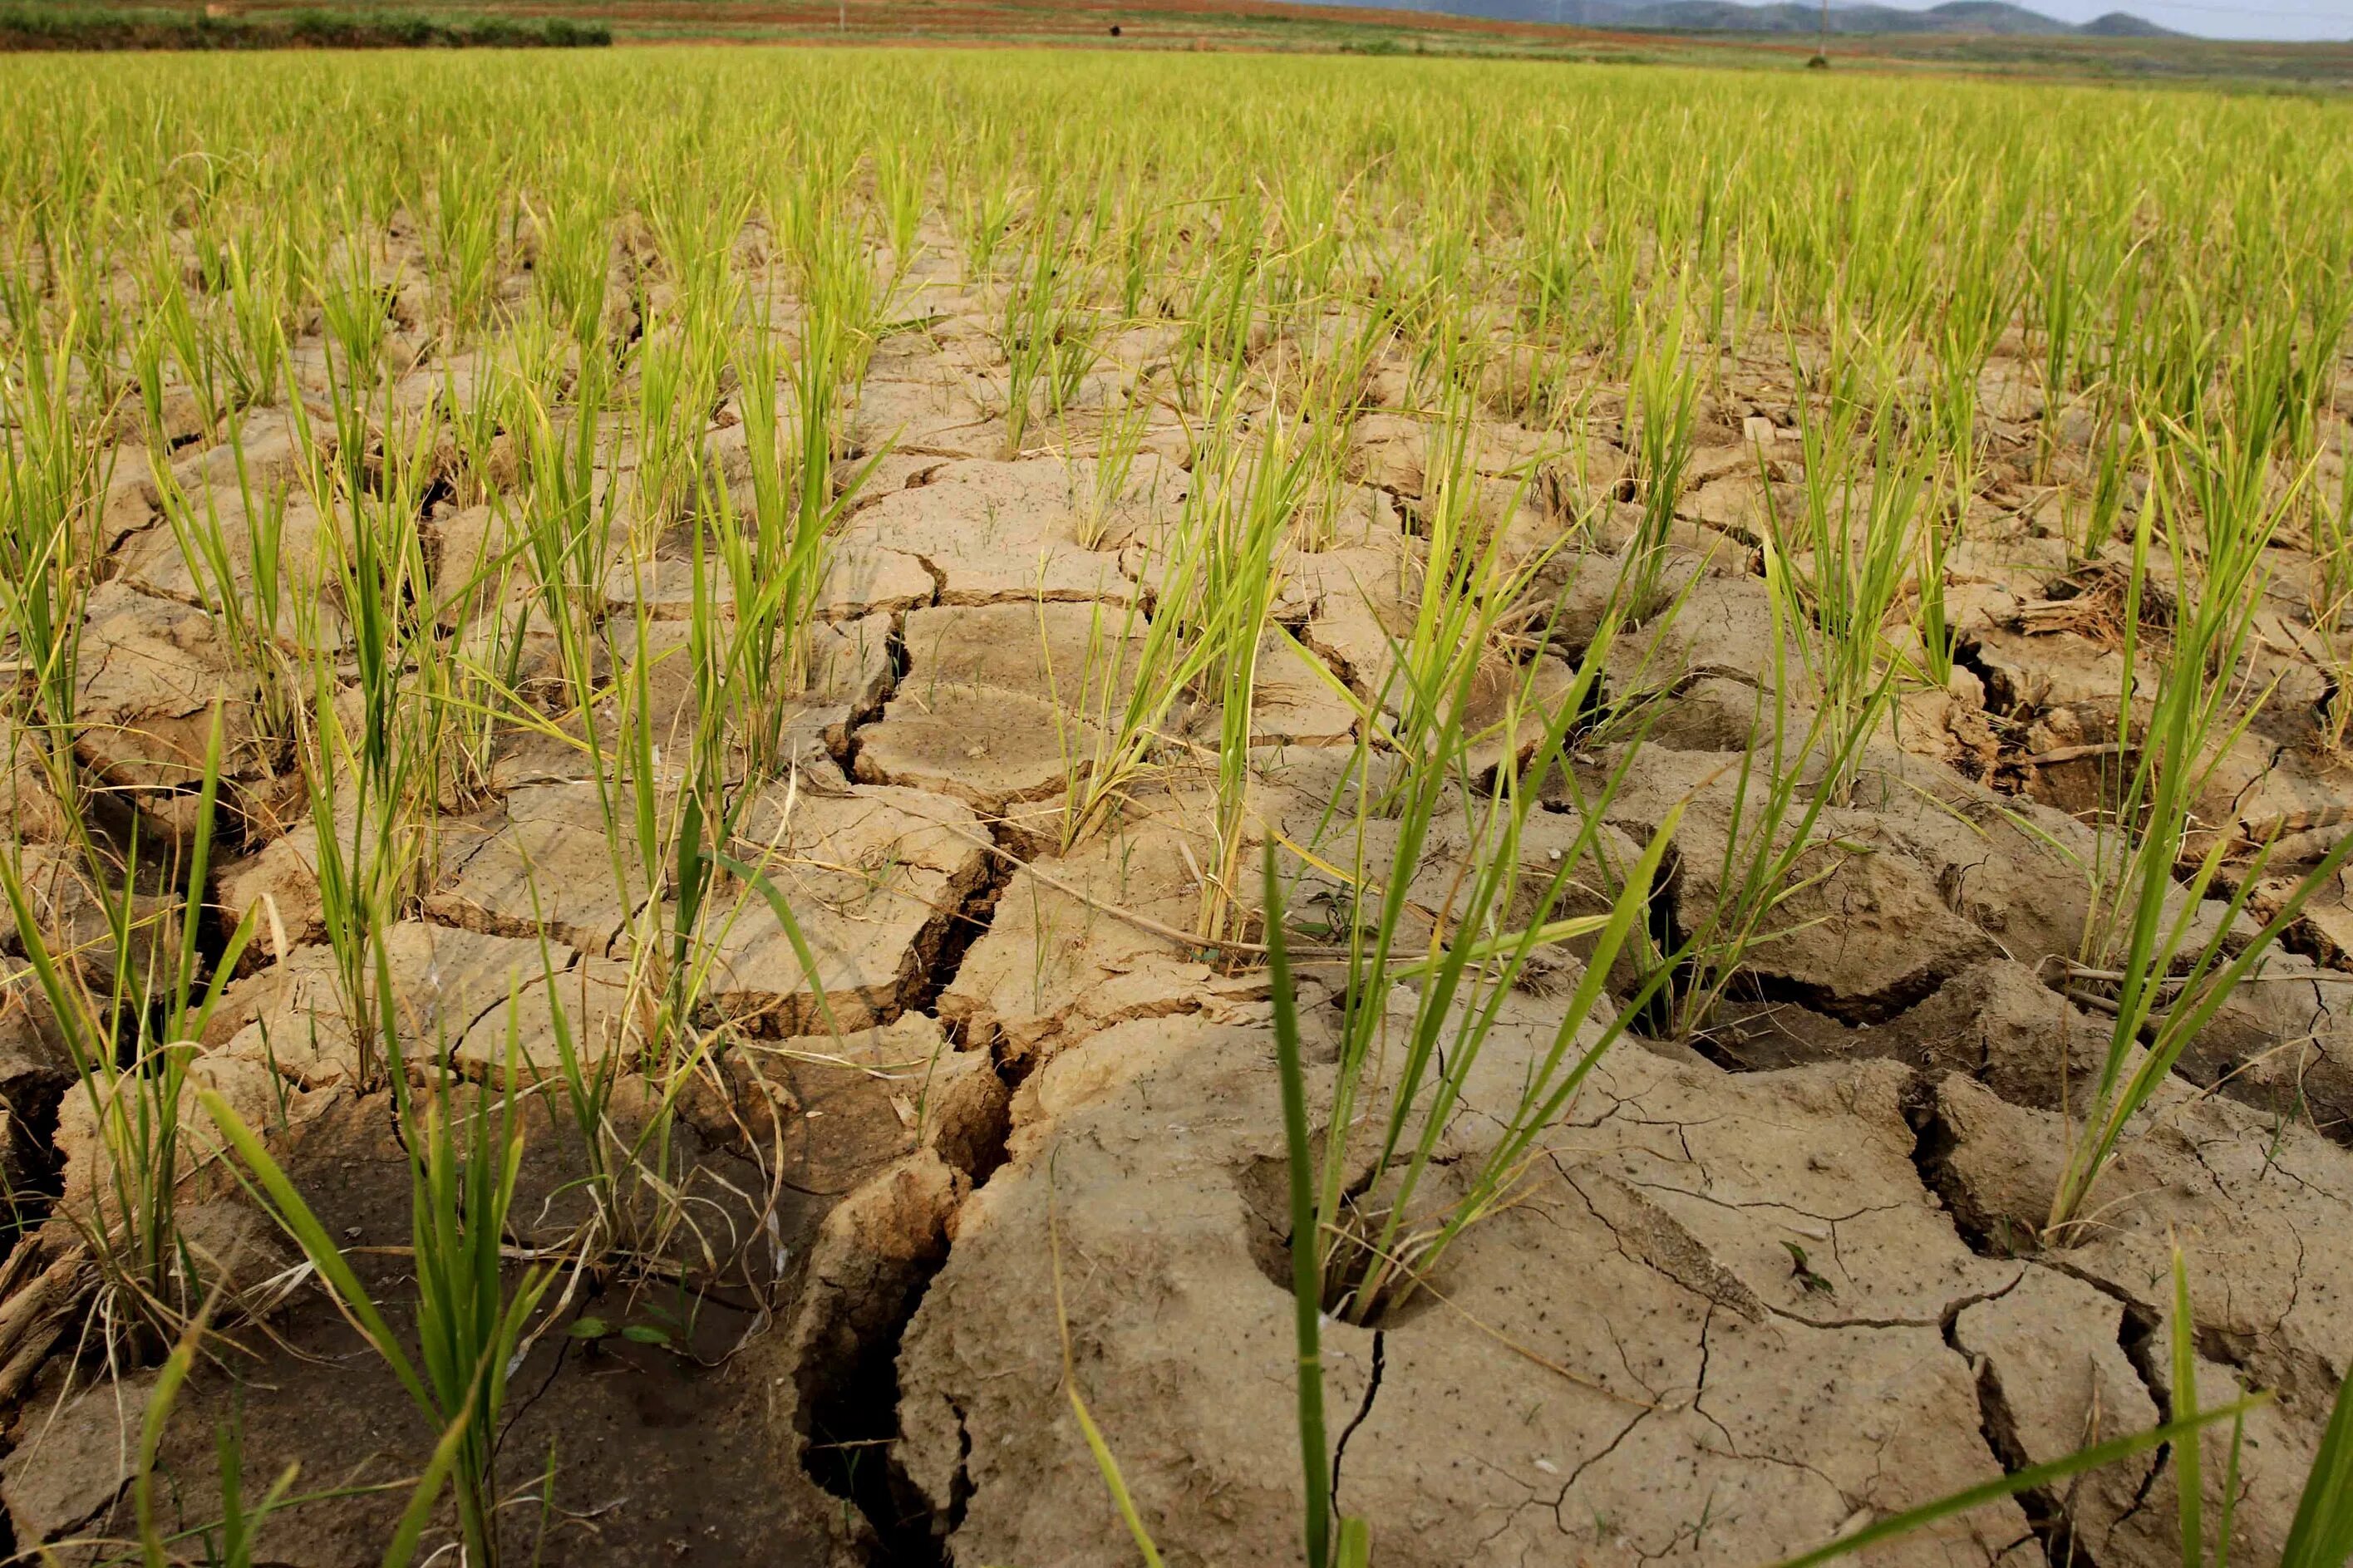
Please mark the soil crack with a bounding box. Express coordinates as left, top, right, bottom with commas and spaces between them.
1327, 1328, 1385, 1519
1947, 1304, 2098, 1568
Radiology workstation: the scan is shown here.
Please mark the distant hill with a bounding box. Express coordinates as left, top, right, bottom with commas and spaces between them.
2076, 9, 2175, 34
1327, 0, 2181, 38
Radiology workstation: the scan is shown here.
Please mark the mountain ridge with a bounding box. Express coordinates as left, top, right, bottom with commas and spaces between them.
1313, 0, 2183, 39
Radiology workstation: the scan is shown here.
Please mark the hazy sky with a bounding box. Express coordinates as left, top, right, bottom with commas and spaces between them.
1949, 0, 2350, 41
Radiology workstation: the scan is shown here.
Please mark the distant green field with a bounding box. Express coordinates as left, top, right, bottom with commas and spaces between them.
0, 0, 609, 47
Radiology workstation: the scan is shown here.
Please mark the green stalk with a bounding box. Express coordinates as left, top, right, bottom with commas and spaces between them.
1264, 844, 1334, 1568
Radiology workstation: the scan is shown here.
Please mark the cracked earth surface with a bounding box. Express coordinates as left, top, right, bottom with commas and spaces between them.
7, 201, 2353, 1568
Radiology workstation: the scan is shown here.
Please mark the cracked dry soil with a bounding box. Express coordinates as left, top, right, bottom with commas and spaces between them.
6, 214, 2353, 1568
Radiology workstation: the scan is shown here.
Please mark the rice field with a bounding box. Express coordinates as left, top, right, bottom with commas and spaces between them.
2, 44, 2352, 1568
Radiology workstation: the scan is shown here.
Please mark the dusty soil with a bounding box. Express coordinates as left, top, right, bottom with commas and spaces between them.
3, 209, 2352, 1568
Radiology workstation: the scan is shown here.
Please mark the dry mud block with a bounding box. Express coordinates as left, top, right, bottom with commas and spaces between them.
839, 453, 1185, 605
854, 601, 1145, 823
606, 612, 896, 771
1927, 1072, 2353, 1559
1948, 1266, 2318, 1568
849, 373, 1010, 460
421, 779, 988, 1035
936, 794, 1242, 1071
115, 480, 347, 650
73, 582, 274, 834
0, 964, 71, 1197
703, 783, 993, 1034
895, 1012, 2043, 1567
203, 919, 642, 1089
0, 1374, 154, 1548
54, 1049, 337, 1224
421, 781, 657, 956
0, 720, 71, 847
722, 1013, 1010, 1190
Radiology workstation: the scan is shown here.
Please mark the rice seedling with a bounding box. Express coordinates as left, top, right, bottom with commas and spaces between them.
1186, 371, 1312, 942
1606, 553, 1893, 1046
1622, 308, 1701, 616
0, 310, 107, 825
1271, 597, 1679, 1324
999, 189, 1100, 458
2047, 430, 2353, 1236
201, 1043, 553, 1568
0, 713, 258, 1349
1761, 374, 1927, 767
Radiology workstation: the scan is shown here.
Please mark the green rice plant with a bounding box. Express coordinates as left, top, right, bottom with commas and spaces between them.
778, 170, 889, 396
0, 311, 109, 828
509, 342, 620, 728
0, 711, 258, 1349
201, 1037, 554, 1568
2168, 1246, 2247, 1568
644, 154, 750, 318
1622, 310, 1701, 617
1053, 460, 1235, 847
1191, 387, 1311, 944
210, 227, 294, 412
999, 191, 1100, 458
2073, 417, 2136, 568
311, 226, 394, 390
711, 309, 815, 760
630, 296, 731, 540
708, 294, 887, 779
957, 171, 1019, 286
1087, 405, 1157, 550
1913, 257, 2016, 684
532, 164, 616, 349
1589, 210, 1643, 361
2220, 271, 2349, 495
1263, 846, 1371, 1568
874, 142, 926, 300
1277, 603, 1680, 1325
1760, 368, 1923, 786
143, 238, 224, 441
502, 376, 770, 1138
1619, 546, 1896, 1045
1369, 409, 1561, 779
1514, 175, 1578, 374
424, 136, 508, 336
138, 403, 298, 735
2048, 428, 2353, 1237
1111, 175, 1173, 324
282, 346, 441, 1090
1268, 300, 1391, 553
1173, 189, 1270, 390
